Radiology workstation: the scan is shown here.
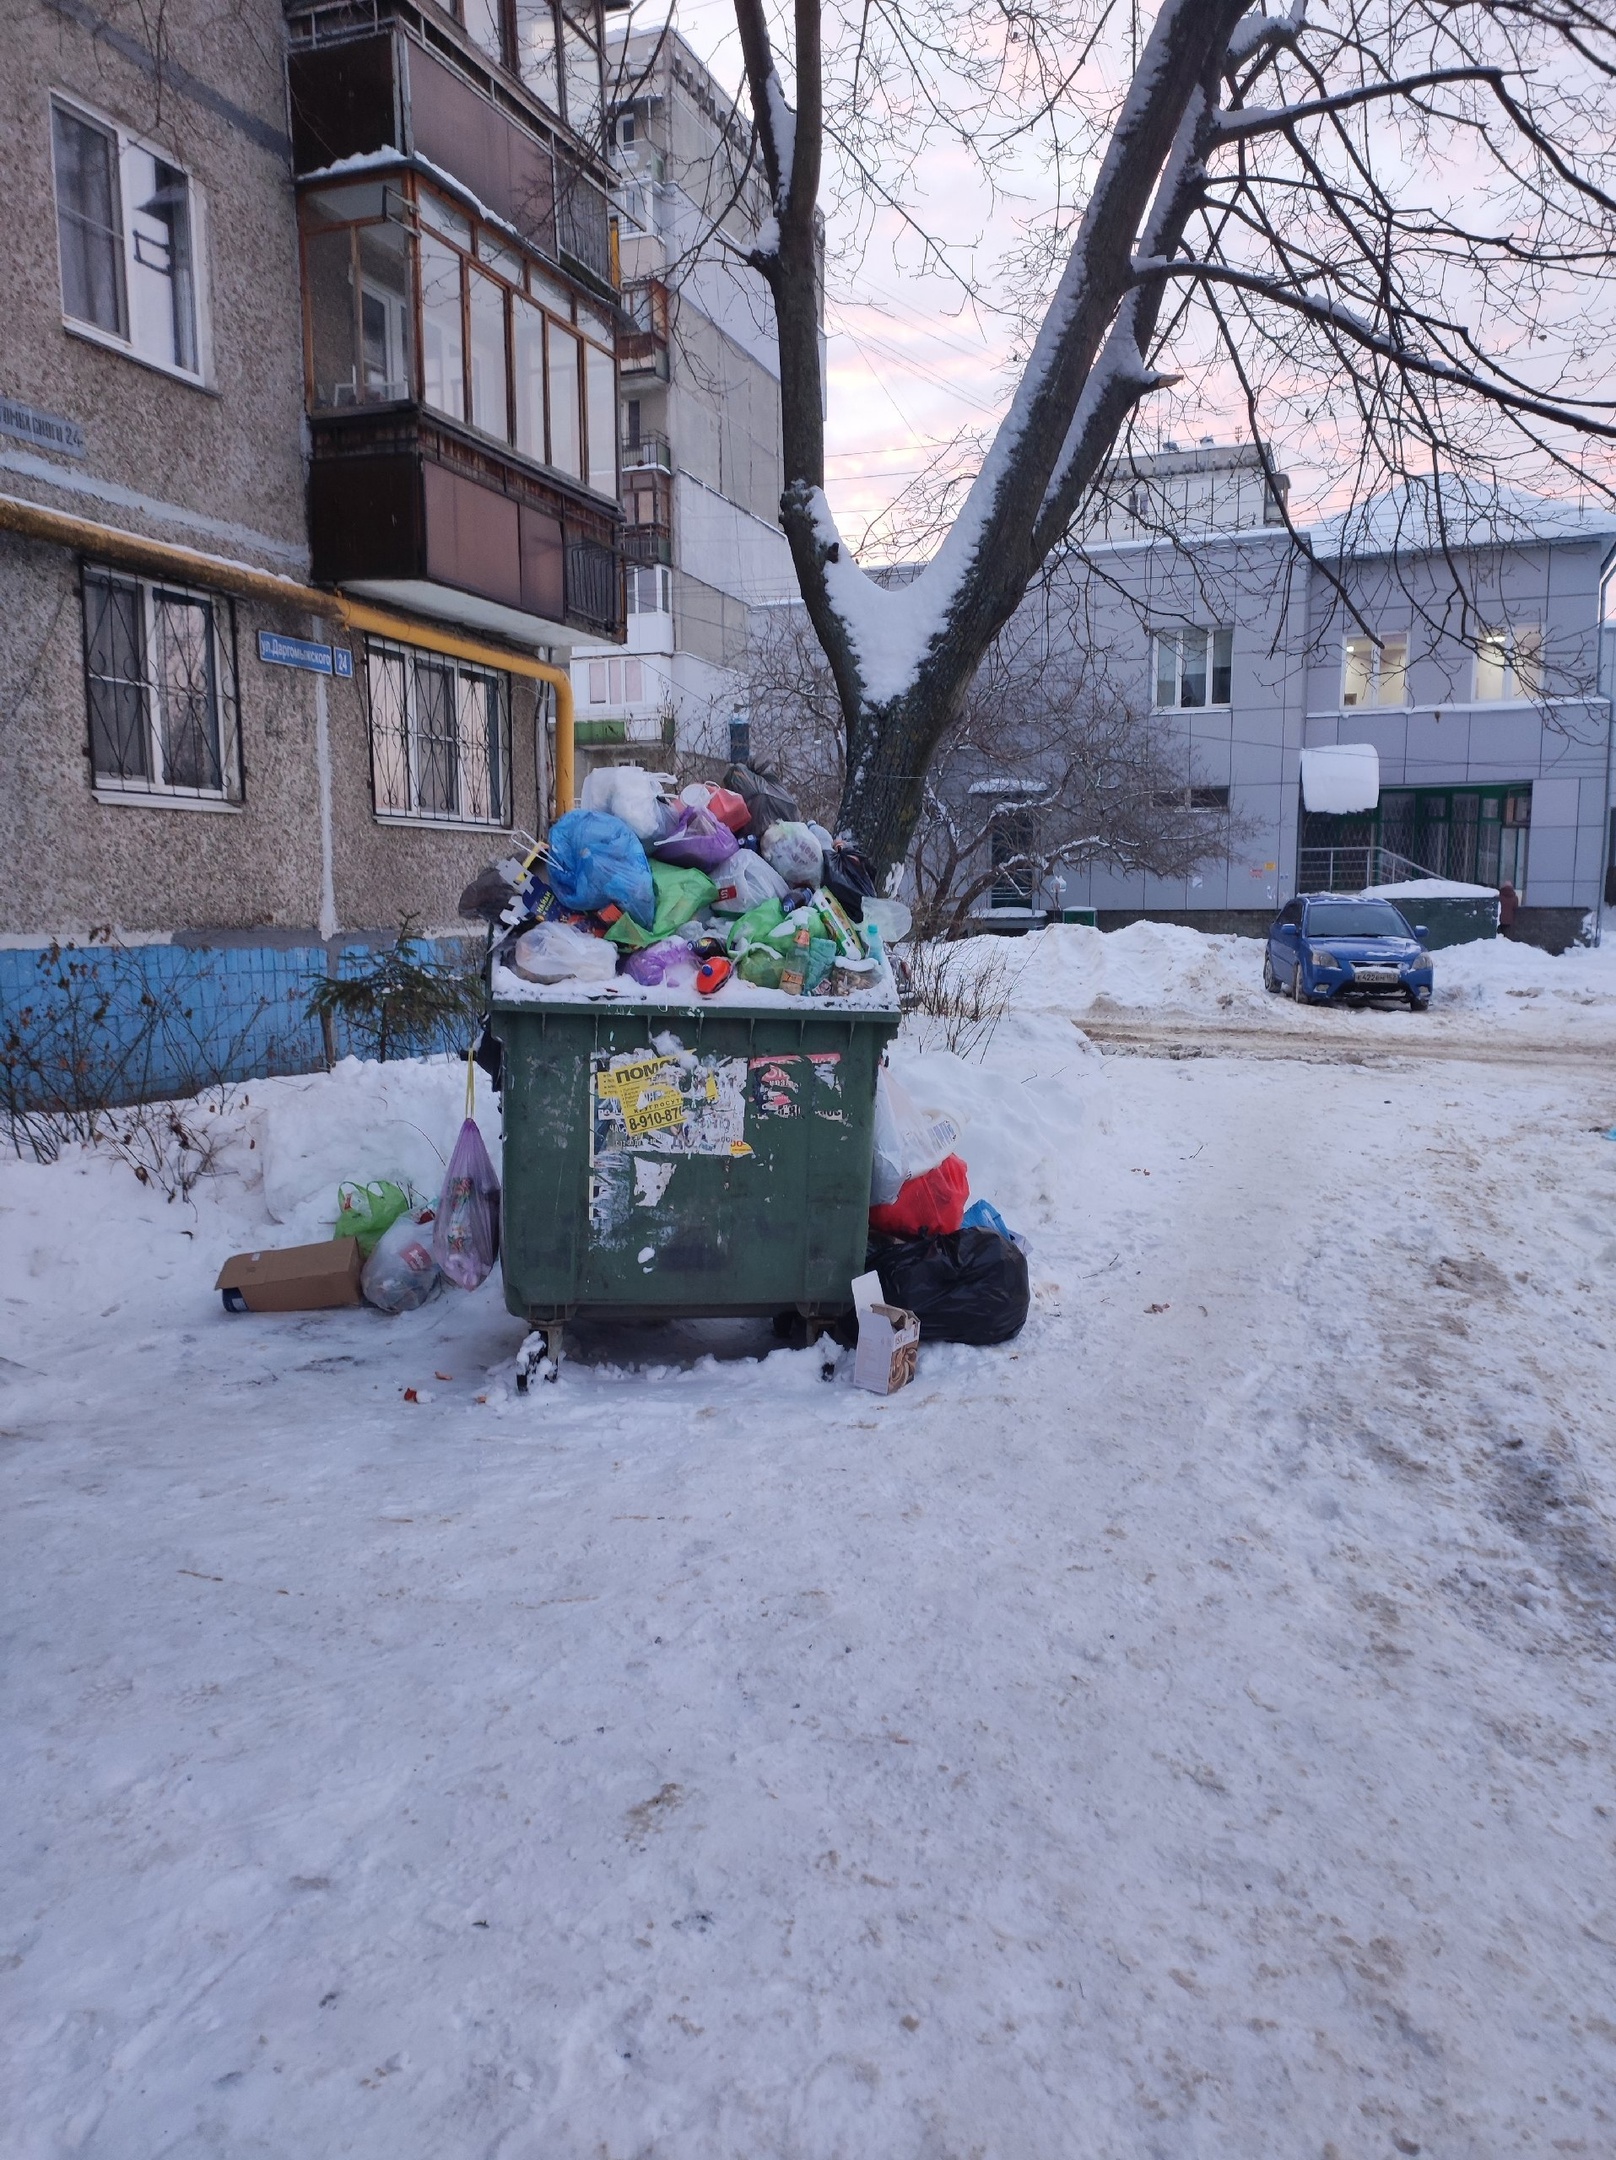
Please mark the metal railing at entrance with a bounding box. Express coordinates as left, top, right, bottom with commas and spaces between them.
1296, 845, 1450, 893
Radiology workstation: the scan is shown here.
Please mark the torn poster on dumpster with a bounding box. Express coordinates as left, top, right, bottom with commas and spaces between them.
591, 1049, 750, 1158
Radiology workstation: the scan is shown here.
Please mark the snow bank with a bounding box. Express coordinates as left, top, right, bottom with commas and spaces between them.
889, 1012, 1101, 1237
251, 1055, 503, 1235
1363, 878, 1497, 899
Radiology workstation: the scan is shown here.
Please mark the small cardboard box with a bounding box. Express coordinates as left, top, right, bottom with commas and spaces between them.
850, 1269, 920, 1395
216, 1236, 364, 1313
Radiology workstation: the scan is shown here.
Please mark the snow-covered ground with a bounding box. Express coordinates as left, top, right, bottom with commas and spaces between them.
5, 930, 1616, 2156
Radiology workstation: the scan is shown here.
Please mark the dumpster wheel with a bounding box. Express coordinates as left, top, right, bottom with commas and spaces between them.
515, 1326, 563, 1391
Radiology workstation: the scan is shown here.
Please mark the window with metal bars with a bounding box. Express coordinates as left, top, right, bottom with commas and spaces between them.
80, 565, 240, 799
365, 638, 511, 826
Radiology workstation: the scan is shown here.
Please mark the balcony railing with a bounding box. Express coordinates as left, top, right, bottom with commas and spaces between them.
621, 433, 674, 471
566, 540, 624, 638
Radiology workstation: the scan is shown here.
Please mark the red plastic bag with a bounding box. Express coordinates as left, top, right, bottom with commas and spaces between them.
868, 1152, 968, 1239
432, 1117, 501, 1290
704, 786, 752, 833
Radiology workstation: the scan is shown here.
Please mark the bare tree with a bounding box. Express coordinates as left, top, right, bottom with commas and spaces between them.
731, 599, 1242, 939
722, 0, 1616, 877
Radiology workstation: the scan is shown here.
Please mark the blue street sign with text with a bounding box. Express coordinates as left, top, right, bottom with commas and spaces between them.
257, 631, 352, 677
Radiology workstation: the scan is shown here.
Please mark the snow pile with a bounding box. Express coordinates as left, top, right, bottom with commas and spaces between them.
1431, 931, 1616, 1014
998, 921, 1270, 1015
250, 1055, 502, 1236
1363, 877, 1499, 899
888, 1012, 1100, 1234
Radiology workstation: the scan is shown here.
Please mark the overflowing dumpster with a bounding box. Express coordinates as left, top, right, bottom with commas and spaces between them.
492, 993, 900, 1371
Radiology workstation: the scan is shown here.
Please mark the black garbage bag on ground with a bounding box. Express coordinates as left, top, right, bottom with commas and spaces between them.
870, 1227, 1030, 1345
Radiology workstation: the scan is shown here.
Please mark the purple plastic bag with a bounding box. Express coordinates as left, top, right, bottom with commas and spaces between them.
652, 805, 739, 872
432, 1117, 501, 1290
623, 937, 696, 986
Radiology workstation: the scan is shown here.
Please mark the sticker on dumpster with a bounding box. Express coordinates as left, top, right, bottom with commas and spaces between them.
750, 1054, 803, 1118
591, 1050, 749, 1158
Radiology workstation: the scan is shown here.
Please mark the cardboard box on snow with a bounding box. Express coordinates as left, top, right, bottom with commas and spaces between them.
216, 1237, 364, 1312
851, 1269, 920, 1395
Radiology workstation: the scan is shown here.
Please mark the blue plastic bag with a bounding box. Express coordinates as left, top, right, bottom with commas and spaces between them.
962, 1198, 1030, 1255
545, 810, 656, 927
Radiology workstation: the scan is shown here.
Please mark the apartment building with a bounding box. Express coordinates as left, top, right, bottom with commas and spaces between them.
2, 0, 626, 976
568, 26, 796, 783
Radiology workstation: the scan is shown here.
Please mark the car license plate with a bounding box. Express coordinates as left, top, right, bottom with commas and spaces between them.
1353, 966, 1399, 984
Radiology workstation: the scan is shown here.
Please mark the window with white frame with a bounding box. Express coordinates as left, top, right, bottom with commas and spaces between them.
1342, 631, 1408, 707
586, 655, 646, 705
51, 99, 203, 379
366, 639, 511, 825
626, 564, 670, 615
81, 566, 241, 800
1154, 626, 1233, 709
1475, 625, 1544, 701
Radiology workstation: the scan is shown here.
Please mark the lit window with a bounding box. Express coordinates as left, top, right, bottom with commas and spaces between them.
1475, 626, 1543, 701
81, 566, 240, 800
1342, 632, 1408, 707
1154, 627, 1233, 709
52, 100, 202, 378
367, 639, 510, 825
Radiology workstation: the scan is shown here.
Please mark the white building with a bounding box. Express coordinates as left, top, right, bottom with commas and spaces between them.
569, 28, 797, 782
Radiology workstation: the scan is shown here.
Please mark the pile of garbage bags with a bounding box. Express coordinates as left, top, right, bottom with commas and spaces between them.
866, 1066, 1030, 1344
462, 764, 894, 1002
333, 1113, 501, 1316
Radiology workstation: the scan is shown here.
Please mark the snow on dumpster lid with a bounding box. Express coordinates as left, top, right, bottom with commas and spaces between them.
1301, 743, 1379, 814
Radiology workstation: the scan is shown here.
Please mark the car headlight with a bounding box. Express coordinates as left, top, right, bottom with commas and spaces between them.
1309, 950, 1341, 970
1405, 950, 1431, 968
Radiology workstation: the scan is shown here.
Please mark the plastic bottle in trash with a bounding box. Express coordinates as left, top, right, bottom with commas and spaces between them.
780, 925, 810, 997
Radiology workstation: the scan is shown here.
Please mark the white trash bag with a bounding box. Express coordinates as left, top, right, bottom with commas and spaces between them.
870, 1065, 964, 1207
509, 922, 620, 985
710, 847, 790, 915
362, 1207, 443, 1314
580, 764, 666, 841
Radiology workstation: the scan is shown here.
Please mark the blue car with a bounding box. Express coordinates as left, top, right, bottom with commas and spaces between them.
1265, 894, 1434, 1009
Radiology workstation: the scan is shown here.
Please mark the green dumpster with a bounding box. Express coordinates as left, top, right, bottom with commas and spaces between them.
491, 993, 901, 1360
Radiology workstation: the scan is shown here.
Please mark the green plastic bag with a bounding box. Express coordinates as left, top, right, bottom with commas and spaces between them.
606, 860, 717, 951
737, 945, 785, 989
805, 937, 837, 993
726, 896, 785, 953
334, 1179, 411, 1256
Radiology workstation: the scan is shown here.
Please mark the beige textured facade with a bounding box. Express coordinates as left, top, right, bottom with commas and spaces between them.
2, 0, 609, 948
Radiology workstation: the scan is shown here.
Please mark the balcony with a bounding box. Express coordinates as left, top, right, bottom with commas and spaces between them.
621, 432, 674, 472
297, 168, 624, 644
619, 278, 671, 383
309, 405, 623, 642
285, 8, 615, 297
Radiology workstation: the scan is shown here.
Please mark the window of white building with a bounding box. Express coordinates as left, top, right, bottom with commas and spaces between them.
1154, 626, 1234, 709
1474, 625, 1544, 701
586, 656, 647, 705
52, 98, 204, 380
1341, 632, 1409, 707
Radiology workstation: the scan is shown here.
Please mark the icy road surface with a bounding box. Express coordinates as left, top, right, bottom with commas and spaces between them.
5, 941, 1616, 2157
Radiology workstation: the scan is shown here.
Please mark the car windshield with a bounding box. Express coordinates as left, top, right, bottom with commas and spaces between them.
1305, 902, 1411, 939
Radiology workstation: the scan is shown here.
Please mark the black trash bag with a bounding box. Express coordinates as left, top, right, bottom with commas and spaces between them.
824, 842, 877, 923
870, 1228, 1030, 1346
460, 861, 521, 923
722, 763, 800, 839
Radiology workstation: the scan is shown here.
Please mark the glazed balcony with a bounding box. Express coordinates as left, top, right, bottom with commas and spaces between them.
299, 172, 623, 642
